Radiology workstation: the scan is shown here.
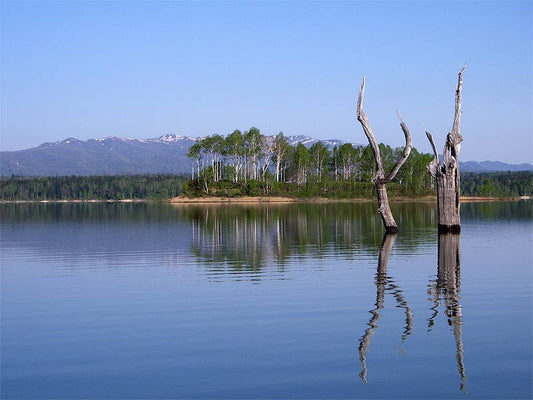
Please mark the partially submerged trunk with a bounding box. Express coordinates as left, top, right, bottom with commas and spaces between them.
357, 77, 412, 233
426, 66, 466, 233
375, 181, 396, 231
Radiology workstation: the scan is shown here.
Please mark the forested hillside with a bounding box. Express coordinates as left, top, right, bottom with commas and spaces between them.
461, 171, 533, 197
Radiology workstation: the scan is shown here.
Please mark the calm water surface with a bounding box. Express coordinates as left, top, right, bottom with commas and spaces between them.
1, 201, 532, 399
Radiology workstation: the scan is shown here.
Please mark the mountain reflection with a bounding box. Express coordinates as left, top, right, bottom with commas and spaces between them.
427, 233, 466, 391
357, 233, 413, 383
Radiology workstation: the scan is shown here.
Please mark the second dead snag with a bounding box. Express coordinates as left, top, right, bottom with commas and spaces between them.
356, 77, 413, 233
425, 66, 466, 233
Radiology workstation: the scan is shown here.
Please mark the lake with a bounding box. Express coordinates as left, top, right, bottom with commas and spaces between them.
1, 200, 531, 399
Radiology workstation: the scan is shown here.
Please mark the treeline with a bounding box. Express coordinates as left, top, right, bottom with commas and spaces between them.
186, 128, 435, 197
461, 171, 533, 197
0, 175, 188, 201
0, 164, 530, 202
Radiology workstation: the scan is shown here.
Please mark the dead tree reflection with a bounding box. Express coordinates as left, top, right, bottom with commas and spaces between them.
427, 233, 466, 391
358, 233, 414, 383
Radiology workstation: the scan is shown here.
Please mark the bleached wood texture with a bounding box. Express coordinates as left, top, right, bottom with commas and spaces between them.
357, 77, 412, 233
426, 66, 466, 233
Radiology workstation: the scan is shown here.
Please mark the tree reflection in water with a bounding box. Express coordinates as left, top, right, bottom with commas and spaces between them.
186, 203, 391, 279
427, 233, 466, 392
357, 232, 467, 390
357, 233, 413, 383
183, 202, 438, 280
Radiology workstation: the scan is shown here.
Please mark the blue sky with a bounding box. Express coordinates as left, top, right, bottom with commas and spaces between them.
1, 1, 531, 163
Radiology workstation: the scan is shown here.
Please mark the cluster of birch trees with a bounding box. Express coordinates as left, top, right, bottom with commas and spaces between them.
186, 127, 434, 195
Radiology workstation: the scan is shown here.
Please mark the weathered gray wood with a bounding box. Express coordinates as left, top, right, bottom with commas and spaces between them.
357, 78, 413, 233
426, 66, 466, 233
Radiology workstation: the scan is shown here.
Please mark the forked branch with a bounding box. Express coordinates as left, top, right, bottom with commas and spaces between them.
356, 77, 413, 233
357, 78, 412, 182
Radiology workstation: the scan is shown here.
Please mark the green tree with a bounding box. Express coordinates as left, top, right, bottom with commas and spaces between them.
309, 142, 331, 181
338, 143, 357, 180
244, 127, 263, 181
187, 142, 201, 180
272, 132, 291, 182
292, 143, 311, 185
224, 130, 245, 183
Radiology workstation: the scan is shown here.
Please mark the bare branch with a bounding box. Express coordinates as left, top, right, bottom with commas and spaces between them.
356, 77, 365, 118
425, 131, 439, 161
357, 77, 384, 177
425, 130, 440, 178
383, 111, 413, 183
451, 65, 466, 136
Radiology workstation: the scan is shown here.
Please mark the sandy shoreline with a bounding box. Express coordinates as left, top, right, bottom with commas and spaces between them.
168, 195, 531, 204
169, 196, 374, 204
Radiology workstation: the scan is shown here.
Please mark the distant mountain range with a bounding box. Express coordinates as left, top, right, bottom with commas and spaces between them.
1, 134, 531, 176
460, 160, 533, 173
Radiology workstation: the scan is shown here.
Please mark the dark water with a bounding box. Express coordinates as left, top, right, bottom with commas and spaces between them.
1, 201, 531, 399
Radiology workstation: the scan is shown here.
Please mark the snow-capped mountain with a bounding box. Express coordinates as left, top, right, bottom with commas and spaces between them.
1, 135, 198, 176
286, 135, 350, 150
1, 134, 531, 176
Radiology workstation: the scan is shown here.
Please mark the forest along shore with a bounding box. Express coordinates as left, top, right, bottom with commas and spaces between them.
1, 172, 531, 201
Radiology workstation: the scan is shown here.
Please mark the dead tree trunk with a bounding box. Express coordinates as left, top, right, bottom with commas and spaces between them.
357, 77, 412, 234
426, 66, 466, 233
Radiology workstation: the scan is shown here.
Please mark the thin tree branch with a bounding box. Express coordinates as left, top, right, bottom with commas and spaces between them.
357, 77, 384, 178
451, 64, 466, 136
425, 130, 440, 178
383, 111, 413, 183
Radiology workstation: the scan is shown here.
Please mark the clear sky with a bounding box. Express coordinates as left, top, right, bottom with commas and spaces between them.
1, 1, 531, 163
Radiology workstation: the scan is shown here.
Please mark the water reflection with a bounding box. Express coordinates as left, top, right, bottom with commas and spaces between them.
1, 202, 437, 281
357, 233, 414, 383
184, 203, 437, 280
2, 201, 531, 399
427, 233, 466, 391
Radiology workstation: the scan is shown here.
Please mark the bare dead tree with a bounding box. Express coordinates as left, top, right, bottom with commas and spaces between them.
426, 66, 466, 233
357, 77, 413, 233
